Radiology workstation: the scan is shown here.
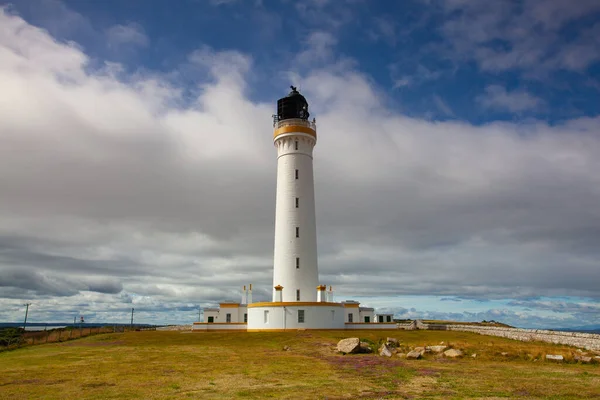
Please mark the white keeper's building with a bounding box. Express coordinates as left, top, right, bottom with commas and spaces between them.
194, 87, 395, 331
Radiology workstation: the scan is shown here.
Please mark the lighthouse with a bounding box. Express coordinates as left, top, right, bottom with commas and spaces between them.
197, 87, 385, 331
272, 86, 319, 302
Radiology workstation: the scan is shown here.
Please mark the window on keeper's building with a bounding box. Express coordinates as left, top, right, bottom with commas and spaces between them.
226, 313, 231, 323
244, 313, 247, 323
348, 313, 353, 323
298, 310, 305, 323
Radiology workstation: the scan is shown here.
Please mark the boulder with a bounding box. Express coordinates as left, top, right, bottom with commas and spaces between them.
501, 352, 509, 356
546, 354, 563, 361
396, 353, 406, 358
359, 342, 373, 353
337, 338, 361, 354
444, 349, 463, 358
386, 337, 399, 346
282, 345, 291, 351
471, 353, 477, 358
406, 349, 424, 359
574, 355, 592, 363
379, 343, 393, 357
427, 345, 447, 353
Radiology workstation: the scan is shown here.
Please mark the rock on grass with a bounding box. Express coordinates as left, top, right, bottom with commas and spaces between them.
406, 349, 424, 359
337, 338, 360, 354
444, 349, 463, 358
379, 343, 393, 357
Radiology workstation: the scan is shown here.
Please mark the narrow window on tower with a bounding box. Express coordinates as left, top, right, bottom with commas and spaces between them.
296, 257, 299, 269
295, 197, 299, 208
296, 289, 300, 301
295, 140, 299, 150
295, 169, 298, 180
296, 227, 299, 238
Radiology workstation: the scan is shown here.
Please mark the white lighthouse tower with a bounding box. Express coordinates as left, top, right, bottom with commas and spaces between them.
272, 86, 319, 302
244, 87, 346, 330
193, 86, 384, 332
196, 87, 385, 332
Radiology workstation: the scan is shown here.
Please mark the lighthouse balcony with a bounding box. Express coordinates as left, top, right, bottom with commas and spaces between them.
273, 118, 317, 141
273, 117, 316, 130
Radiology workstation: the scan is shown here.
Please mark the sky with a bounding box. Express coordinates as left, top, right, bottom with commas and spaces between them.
1, 0, 599, 329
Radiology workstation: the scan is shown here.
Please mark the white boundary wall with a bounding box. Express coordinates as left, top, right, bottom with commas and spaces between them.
344, 323, 398, 330
248, 304, 345, 330
444, 324, 600, 351
192, 323, 247, 331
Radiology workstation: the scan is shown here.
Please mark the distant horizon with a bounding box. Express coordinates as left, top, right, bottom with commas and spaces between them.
2, 320, 600, 333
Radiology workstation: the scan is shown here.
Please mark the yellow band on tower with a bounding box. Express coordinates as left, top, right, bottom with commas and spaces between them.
274, 125, 316, 139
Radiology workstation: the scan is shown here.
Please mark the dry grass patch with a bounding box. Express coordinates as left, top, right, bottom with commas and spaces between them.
0, 330, 598, 399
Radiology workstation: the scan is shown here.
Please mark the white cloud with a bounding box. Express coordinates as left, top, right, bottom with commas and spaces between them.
389, 64, 442, 89
106, 22, 149, 48
439, 0, 600, 74
477, 85, 544, 113
295, 31, 338, 66
433, 94, 454, 116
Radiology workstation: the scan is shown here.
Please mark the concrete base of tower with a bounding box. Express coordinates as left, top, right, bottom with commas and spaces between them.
247, 302, 345, 331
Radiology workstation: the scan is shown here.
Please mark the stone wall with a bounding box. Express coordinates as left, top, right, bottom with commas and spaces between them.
156, 325, 192, 331
418, 322, 600, 351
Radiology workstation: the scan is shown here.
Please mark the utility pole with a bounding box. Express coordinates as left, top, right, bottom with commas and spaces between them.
130, 308, 134, 331
23, 303, 31, 330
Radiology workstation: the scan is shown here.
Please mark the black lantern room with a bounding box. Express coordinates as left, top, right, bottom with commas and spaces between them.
276, 86, 310, 122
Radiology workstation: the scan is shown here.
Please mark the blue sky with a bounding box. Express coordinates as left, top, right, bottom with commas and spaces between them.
1, 0, 600, 329
12, 0, 600, 122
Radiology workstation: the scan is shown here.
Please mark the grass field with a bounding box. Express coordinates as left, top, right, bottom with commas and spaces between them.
1, 329, 599, 399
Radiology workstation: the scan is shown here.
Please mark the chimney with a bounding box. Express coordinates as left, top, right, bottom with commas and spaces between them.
274, 285, 283, 302
317, 285, 327, 302
247, 284, 253, 304
327, 285, 334, 302
242, 285, 247, 304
